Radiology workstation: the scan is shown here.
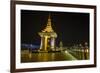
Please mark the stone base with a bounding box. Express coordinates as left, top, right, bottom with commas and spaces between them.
37, 49, 62, 53
38, 50, 49, 53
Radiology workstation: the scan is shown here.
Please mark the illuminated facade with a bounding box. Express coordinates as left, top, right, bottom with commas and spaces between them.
38, 14, 57, 52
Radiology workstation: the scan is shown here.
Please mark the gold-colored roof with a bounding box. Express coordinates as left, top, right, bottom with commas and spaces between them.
42, 14, 54, 32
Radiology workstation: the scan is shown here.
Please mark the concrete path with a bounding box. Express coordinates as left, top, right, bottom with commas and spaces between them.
64, 51, 77, 60
21, 50, 77, 62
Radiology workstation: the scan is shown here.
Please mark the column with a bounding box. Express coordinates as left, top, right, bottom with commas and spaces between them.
51, 37, 55, 50
44, 36, 48, 51
39, 37, 43, 50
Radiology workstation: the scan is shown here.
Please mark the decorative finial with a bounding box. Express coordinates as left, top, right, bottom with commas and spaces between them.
42, 13, 54, 32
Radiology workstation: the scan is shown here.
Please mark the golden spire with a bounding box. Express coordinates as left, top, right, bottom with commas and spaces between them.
42, 14, 54, 32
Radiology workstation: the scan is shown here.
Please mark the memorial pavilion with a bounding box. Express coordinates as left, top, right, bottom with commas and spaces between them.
38, 14, 57, 52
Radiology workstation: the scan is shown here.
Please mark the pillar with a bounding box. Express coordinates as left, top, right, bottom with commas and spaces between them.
51, 37, 55, 50
44, 36, 48, 51
39, 37, 44, 50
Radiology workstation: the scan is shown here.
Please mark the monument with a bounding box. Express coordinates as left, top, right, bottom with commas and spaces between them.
38, 14, 57, 52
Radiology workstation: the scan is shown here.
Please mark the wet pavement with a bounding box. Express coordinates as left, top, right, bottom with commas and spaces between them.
21, 51, 77, 63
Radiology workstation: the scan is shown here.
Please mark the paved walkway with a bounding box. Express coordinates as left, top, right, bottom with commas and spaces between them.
21, 50, 77, 63
64, 51, 77, 60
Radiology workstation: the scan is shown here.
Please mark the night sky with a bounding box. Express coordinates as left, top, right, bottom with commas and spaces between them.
21, 10, 89, 46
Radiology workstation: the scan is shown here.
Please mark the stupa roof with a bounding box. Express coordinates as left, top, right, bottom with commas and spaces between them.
42, 14, 54, 32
